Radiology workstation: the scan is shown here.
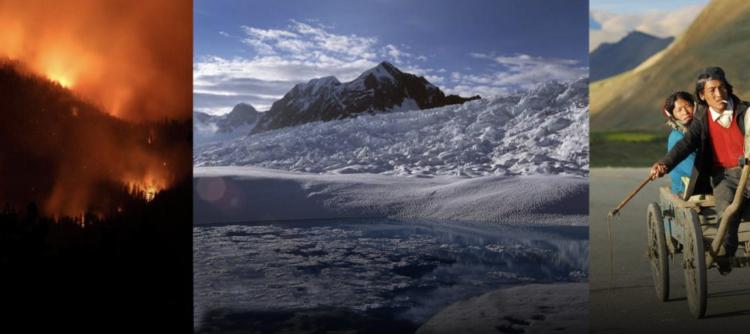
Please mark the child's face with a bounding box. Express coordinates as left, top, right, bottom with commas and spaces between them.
673, 98, 694, 123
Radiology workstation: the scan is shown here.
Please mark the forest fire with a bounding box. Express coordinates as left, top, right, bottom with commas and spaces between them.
49, 76, 72, 88
125, 176, 169, 203
0, 0, 191, 218
0, 0, 191, 122
46, 72, 73, 88
0, 1, 193, 329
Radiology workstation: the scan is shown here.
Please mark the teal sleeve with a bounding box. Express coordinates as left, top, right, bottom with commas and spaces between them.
668, 130, 695, 195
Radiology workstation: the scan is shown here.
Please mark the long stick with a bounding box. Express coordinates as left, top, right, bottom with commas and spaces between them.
608, 175, 652, 218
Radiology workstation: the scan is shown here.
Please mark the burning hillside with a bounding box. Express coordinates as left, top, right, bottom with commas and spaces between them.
0, 0, 191, 122
0, 61, 190, 217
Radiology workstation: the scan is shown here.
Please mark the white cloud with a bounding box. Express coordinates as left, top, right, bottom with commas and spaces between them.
488, 54, 585, 88
385, 44, 402, 63
441, 53, 586, 97
276, 38, 313, 54
383, 44, 427, 64
424, 75, 444, 84
589, 4, 704, 51
193, 55, 380, 114
242, 39, 276, 56
242, 26, 299, 40
237, 21, 379, 62
290, 20, 378, 60
195, 21, 389, 114
194, 56, 377, 83
195, 20, 583, 114
194, 20, 445, 114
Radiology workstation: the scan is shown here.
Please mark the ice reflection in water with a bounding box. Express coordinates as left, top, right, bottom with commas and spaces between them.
193, 219, 587, 329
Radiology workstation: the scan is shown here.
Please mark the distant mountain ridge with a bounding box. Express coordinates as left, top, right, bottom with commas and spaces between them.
194, 103, 259, 146
590, 30, 673, 82
252, 61, 480, 133
195, 103, 258, 133
591, 0, 750, 130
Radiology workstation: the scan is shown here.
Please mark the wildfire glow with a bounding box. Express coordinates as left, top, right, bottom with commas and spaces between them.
47, 73, 73, 88
132, 184, 159, 202
0, 0, 191, 218
0, 0, 191, 122
124, 168, 170, 203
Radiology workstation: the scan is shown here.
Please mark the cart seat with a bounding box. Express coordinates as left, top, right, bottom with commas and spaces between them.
659, 186, 750, 224
687, 194, 715, 207
659, 186, 715, 209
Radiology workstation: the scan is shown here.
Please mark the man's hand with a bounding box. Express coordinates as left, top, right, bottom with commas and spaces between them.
649, 162, 667, 180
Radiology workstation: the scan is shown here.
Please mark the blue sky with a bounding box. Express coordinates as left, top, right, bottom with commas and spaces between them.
589, 0, 708, 51
194, 0, 588, 115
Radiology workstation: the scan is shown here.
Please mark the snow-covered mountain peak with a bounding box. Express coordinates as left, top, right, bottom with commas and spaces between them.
308, 75, 341, 87
252, 61, 479, 133
290, 76, 341, 96
354, 61, 402, 84
196, 79, 588, 177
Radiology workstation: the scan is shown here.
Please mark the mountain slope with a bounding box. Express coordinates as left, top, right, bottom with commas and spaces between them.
0, 60, 190, 215
252, 61, 480, 133
590, 31, 673, 82
195, 78, 588, 177
591, 0, 750, 130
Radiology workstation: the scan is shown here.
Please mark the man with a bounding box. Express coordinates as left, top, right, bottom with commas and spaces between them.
650, 66, 750, 275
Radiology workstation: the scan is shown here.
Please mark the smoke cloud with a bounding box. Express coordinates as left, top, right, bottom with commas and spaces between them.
0, 0, 192, 121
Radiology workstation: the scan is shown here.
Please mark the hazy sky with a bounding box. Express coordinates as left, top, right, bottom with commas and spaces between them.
194, 0, 588, 114
589, 0, 708, 51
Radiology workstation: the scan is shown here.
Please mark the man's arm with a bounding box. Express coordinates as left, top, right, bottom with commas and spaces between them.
650, 116, 702, 179
660, 116, 702, 171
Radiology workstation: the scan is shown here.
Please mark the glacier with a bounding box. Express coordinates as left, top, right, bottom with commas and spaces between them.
194, 78, 588, 178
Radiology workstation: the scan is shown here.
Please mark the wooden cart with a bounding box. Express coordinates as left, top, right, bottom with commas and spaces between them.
646, 187, 750, 318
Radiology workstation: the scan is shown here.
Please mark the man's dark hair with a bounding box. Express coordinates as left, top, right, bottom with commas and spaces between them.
663, 91, 694, 116
695, 66, 733, 106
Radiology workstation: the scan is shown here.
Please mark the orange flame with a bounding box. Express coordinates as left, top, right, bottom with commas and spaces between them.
0, 0, 191, 122
0, 0, 191, 218
125, 178, 166, 202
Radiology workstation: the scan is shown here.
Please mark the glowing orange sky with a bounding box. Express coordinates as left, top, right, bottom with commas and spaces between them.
0, 0, 192, 121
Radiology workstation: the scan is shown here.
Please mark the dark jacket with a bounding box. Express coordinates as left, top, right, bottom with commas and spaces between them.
659, 95, 750, 197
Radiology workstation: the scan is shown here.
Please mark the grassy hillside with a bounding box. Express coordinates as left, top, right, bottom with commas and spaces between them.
591, 0, 750, 131
591, 131, 668, 167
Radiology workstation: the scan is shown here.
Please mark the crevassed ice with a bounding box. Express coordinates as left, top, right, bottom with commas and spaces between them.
194, 79, 589, 177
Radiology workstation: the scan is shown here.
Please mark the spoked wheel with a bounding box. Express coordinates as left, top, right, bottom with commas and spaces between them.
681, 210, 707, 318
646, 203, 669, 302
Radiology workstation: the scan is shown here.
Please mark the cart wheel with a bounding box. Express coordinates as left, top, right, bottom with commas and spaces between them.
682, 210, 707, 318
646, 203, 669, 302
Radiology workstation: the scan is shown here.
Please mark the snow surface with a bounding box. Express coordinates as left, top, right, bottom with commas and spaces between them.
194, 166, 588, 225
416, 283, 587, 334
194, 79, 588, 177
